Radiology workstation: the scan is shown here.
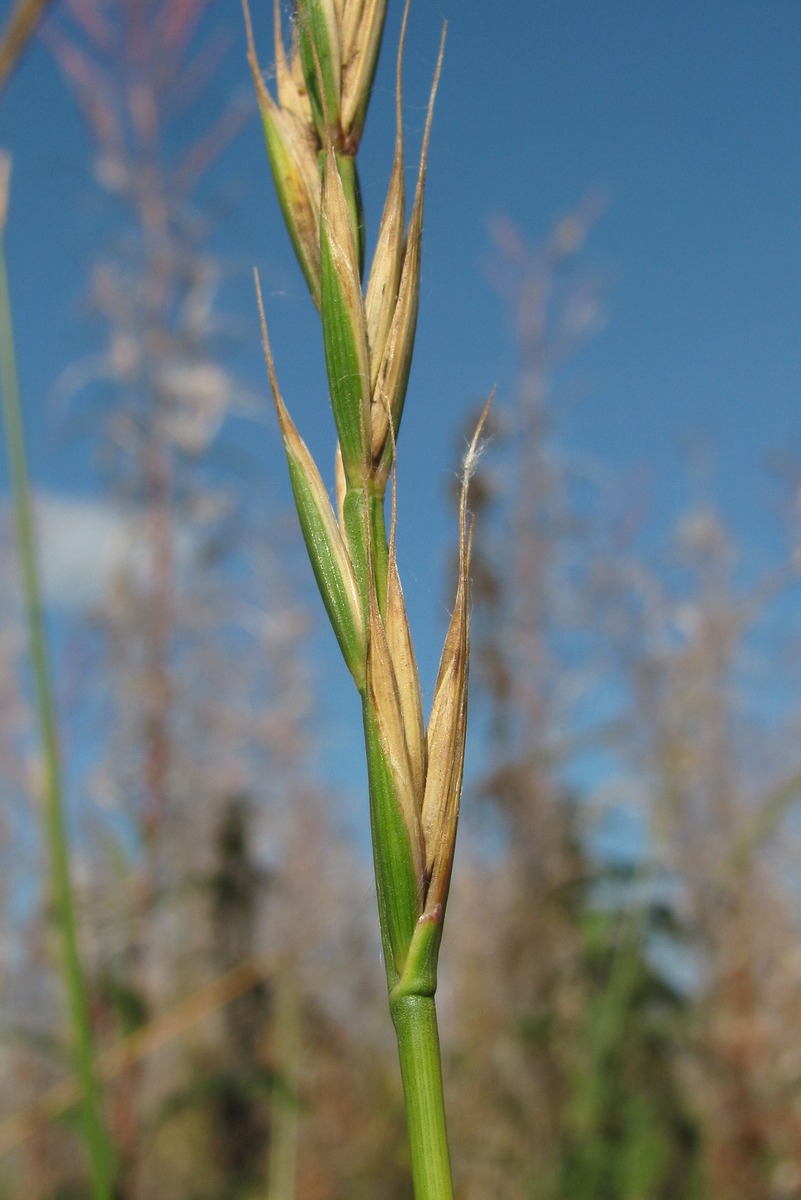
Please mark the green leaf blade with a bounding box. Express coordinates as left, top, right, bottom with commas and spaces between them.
285, 447, 366, 688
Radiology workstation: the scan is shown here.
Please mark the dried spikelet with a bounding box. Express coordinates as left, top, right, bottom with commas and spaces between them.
382, 393, 426, 805
371, 26, 445, 477
341, 0, 388, 142
385, 557, 426, 805
273, 0, 312, 124
339, 0, 363, 60
421, 550, 469, 890
364, 1, 407, 382
244, 0, 322, 303
422, 398, 491, 911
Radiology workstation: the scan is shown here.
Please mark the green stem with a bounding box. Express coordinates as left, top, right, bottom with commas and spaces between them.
267, 972, 301, 1200
390, 994, 454, 1200
342, 487, 390, 619
368, 490, 389, 615
0, 236, 115, 1199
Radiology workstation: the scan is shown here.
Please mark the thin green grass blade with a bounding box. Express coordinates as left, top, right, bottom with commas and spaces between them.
0, 187, 115, 1200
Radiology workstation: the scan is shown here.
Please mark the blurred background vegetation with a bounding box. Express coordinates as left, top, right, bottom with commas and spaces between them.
2, 2, 801, 1198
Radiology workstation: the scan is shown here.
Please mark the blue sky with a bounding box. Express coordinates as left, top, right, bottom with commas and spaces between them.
0, 1, 800, 798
